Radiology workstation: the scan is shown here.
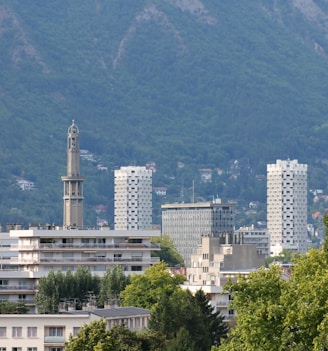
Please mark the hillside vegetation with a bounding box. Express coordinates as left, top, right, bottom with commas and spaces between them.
0, 0, 328, 226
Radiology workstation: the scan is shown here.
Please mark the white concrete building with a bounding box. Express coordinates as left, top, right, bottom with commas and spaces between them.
161, 200, 234, 267
0, 306, 151, 351
267, 159, 308, 255
114, 166, 152, 230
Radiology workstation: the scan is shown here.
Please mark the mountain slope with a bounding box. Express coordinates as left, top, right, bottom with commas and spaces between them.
0, 0, 328, 225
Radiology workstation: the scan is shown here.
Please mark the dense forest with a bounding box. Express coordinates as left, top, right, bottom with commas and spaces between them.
0, 1, 328, 229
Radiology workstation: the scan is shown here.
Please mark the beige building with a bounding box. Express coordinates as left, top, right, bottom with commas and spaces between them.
184, 235, 265, 320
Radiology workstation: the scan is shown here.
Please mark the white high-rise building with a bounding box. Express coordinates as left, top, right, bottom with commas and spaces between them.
114, 166, 152, 230
267, 159, 308, 256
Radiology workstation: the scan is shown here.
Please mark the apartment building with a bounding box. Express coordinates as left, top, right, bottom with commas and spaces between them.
267, 159, 308, 255
114, 166, 152, 230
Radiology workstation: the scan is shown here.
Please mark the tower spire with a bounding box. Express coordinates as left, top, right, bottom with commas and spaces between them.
61, 120, 85, 229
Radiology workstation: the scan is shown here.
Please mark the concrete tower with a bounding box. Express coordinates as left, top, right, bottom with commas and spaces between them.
267, 159, 308, 256
114, 166, 152, 230
61, 120, 85, 229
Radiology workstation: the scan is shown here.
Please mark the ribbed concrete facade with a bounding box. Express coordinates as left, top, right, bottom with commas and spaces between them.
267, 159, 308, 255
114, 166, 152, 230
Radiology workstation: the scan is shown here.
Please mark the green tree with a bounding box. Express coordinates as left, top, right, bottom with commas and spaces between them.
166, 327, 197, 351
194, 289, 228, 347
151, 235, 185, 267
108, 325, 142, 351
218, 214, 328, 351
0, 301, 28, 314
150, 289, 211, 351
98, 266, 129, 308
218, 265, 287, 351
65, 319, 118, 351
120, 261, 185, 309
35, 267, 101, 312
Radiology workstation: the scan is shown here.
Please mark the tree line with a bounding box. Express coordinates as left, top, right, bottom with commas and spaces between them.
65, 261, 228, 351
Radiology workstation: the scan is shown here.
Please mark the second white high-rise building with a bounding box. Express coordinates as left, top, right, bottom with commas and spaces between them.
267, 159, 308, 256
114, 166, 152, 230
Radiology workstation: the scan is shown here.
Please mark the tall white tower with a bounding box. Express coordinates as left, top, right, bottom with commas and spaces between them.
61, 120, 85, 229
114, 166, 152, 230
267, 159, 307, 256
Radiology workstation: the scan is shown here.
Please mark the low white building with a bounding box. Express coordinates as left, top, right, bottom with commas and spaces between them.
0, 306, 151, 351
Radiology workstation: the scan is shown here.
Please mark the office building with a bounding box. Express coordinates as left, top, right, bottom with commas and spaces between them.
114, 166, 152, 230
267, 159, 308, 255
161, 199, 234, 266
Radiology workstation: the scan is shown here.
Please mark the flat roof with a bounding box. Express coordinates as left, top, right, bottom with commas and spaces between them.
161, 201, 232, 209
9, 229, 161, 238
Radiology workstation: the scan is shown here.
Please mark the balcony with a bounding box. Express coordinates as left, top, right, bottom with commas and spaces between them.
13, 243, 160, 251
12, 256, 160, 265
44, 336, 65, 343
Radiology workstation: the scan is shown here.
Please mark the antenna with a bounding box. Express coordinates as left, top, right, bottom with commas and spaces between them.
192, 180, 195, 203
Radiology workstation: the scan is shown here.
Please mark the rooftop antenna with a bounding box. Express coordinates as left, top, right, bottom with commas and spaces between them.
192, 180, 195, 203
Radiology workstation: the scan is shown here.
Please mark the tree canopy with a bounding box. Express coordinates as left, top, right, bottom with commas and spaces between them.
151, 234, 185, 267
35, 265, 129, 313
216, 214, 328, 351
120, 261, 185, 310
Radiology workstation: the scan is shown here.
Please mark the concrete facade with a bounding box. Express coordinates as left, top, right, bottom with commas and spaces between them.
61, 120, 85, 229
161, 200, 234, 266
235, 225, 270, 258
184, 235, 265, 321
114, 166, 152, 230
0, 306, 150, 351
267, 159, 308, 255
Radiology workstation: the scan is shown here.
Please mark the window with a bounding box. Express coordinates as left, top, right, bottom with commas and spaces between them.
12, 327, 22, 337
12, 348, 22, 351
0, 347, 6, 351
49, 327, 63, 336
131, 266, 142, 271
0, 327, 6, 337
73, 327, 80, 337
27, 348, 37, 351
27, 326, 37, 337
50, 348, 63, 351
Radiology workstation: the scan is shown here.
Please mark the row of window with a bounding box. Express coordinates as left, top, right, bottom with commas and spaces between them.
0, 326, 66, 338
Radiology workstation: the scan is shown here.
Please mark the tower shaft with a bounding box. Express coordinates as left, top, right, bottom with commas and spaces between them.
61, 120, 85, 229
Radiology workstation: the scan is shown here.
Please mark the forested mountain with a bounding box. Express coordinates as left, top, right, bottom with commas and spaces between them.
1, 0, 328, 227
